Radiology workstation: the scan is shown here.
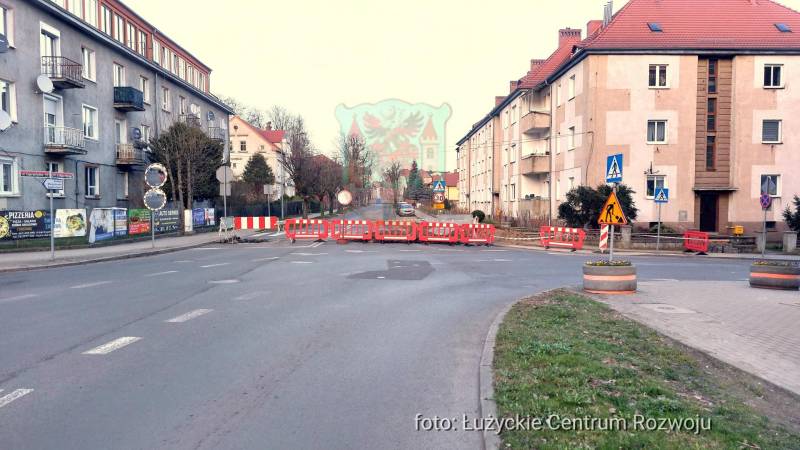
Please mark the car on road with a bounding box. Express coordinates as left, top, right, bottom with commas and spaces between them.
396, 202, 415, 217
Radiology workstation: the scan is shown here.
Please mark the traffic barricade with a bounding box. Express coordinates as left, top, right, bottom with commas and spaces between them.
284, 219, 329, 242
418, 222, 460, 244
233, 216, 277, 230
373, 221, 417, 242
331, 219, 373, 241
683, 230, 709, 254
539, 226, 586, 251
460, 223, 496, 245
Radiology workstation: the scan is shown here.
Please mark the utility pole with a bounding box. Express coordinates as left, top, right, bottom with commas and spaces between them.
280, 138, 287, 220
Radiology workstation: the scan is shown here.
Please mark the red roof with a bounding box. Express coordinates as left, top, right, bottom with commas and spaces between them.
421, 116, 437, 140
580, 0, 800, 51
519, 30, 583, 89
444, 172, 458, 186
259, 129, 285, 144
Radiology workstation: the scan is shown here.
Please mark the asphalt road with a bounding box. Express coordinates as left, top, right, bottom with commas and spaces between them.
0, 205, 752, 449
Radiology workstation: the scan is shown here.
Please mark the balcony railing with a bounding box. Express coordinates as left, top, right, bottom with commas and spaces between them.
116, 143, 145, 166
179, 114, 202, 127
44, 126, 86, 154
520, 152, 550, 175
113, 86, 145, 112
207, 126, 226, 141
41, 56, 85, 89
520, 110, 550, 134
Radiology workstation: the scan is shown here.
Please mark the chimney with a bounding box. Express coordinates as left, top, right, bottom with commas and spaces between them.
509, 80, 519, 93
586, 20, 603, 36
603, 1, 614, 26
530, 59, 545, 71
559, 28, 582, 47
495, 96, 506, 106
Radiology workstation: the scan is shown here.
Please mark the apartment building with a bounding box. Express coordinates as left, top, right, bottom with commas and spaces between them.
228, 116, 293, 196
456, 113, 501, 215
458, 0, 800, 235
0, 0, 232, 211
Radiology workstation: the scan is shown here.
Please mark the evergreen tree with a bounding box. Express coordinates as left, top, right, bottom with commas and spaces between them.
558, 184, 638, 228
783, 195, 800, 232
242, 153, 275, 186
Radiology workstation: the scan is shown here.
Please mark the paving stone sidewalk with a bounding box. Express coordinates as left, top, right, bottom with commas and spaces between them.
595, 280, 800, 396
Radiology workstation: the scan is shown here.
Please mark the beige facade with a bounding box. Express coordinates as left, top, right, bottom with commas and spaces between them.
227, 116, 292, 196
457, 116, 501, 215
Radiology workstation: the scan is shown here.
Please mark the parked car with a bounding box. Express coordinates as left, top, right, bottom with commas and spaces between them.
396, 203, 415, 217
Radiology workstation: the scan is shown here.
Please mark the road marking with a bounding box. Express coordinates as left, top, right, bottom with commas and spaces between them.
398, 249, 421, 252
0, 389, 34, 409
252, 257, 280, 262
0, 293, 39, 303
209, 279, 239, 284
493, 259, 513, 262
166, 309, 213, 323
201, 263, 230, 268
291, 261, 313, 264
376, 276, 386, 279
174, 260, 194, 263
291, 253, 327, 256
82, 337, 141, 355
70, 281, 112, 289
234, 292, 262, 300
345, 249, 376, 253
192, 247, 222, 250
145, 270, 178, 277
311, 242, 324, 248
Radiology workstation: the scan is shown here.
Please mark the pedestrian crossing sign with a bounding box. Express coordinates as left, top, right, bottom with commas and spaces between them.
598, 190, 628, 225
654, 188, 669, 204
606, 154, 623, 183
432, 180, 446, 193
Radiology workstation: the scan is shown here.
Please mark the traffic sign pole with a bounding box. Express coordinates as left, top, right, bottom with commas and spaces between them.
609, 185, 616, 262
656, 202, 662, 252
762, 206, 768, 258
49, 166, 55, 261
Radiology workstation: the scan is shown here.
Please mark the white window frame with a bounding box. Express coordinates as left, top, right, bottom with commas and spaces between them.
85, 165, 100, 197
137, 30, 146, 56
112, 63, 125, 87
46, 161, 65, 197
568, 126, 576, 150
139, 76, 150, 103
761, 119, 782, 144
649, 64, 669, 88
39, 22, 61, 58
82, 104, 98, 140
763, 64, 784, 89
153, 39, 161, 65
568, 75, 576, 100
81, 46, 96, 81
1, 4, 15, 48
85, 0, 97, 28
645, 175, 666, 199
140, 124, 151, 143
100, 4, 111, 35
0, 78, 17, 122
113, 14, 123, 42
117, 171, 128, 200
760, 174, 780, 197
647, 120, 668, 144
179, 96, 186, 115
161, 87, 171, 111
0, 155, 19, 196
67, 0, 82, 19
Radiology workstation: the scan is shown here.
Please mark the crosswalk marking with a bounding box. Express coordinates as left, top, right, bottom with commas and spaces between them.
166, 309, 213, 323
201, 263, 230, 268
145, 270, 178, 277
82, 337, 142, 355
70, 281, 112, 289
0, 389, 34, 409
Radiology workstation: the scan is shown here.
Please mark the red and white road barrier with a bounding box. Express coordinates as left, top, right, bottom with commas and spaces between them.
599, 224, 609, 252
373, 220, 417, 242
418, 222, 460, 243
683, 230, 710, 254
330, 219, 372, 241
233, 216, 277, 230
460, 223, 496, 245
540, 226, 586, 251
285, 219, 329, 242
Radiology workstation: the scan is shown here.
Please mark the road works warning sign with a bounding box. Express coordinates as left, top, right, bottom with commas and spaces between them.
598, 190, 628, 226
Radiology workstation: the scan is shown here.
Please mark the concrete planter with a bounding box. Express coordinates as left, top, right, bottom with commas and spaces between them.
749, 264, 800, 291
583, 264, 637, 295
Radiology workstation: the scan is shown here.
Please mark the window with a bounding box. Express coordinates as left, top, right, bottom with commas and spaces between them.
100, 5, 111, 35
139, 76, 149, 103
126, 22, 135, 50
81, 47, 95, 81
239, 140, 247, 152
140, 124, 150, 143
647, 22, 662, 32
761, 175, 779, 197
112, 63, 124, 87
85, 0, 97, 27
46, 162, 64, 197
775, 23, 792, 32
117, 171, 128, 200
153, 40, 161, 65
764, 64, 783, 88
138, 30, 147, 56
762, 119, 782, 143
161, 87, 170, 111
67, 0, 82, 18
706, 136, 716, 170
556, 83, 561, 105
172, 54, 179, 75
85, 166, 99, 197
568, 126, 576, 149
0, 79, 16, 121
646, 175, 666, 198
199, 73, 206, 92
0, 156, 18, 195
1, 4, 14, 47
179, 96, 186, 115
649, 64, 668, 88
511, 184, 516, 200
708, 59, 717, 94
82, 104, 98, 139
113, 14, 123, 42
647, 120, 667, 144
707, 98, 716, 131
568, 75, 576, 99
40, 25, 60, 59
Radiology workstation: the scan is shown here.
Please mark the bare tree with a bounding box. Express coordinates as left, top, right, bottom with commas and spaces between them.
317, 156, 344, 215
382, 161, 402, 205
339, 133, 374, 206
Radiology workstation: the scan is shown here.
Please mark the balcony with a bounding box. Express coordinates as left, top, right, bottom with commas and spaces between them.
520, 153, 549, 175
116, 143, 146, 166
520, 110, 550, 133
207, 126, 226, 141
41, 56, 85, 89
44, 126, 86, 155
179, 114, 202, 127
113, 86, 145, 112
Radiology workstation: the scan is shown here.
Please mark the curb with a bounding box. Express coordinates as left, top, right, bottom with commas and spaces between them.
477, 300, 515, 450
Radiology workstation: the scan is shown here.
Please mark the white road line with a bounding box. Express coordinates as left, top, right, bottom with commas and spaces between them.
174, 260, 194, 263
0, 294, 39, 303
70, 281, 112, 289
252, 257, 280, 262
345, 250, 376, 253
291, 261, 313, 264
166, 309, 213, 323
493, 259, 513, 262
398, 249, 421, 252
192, 247, 222, 250
82, 337, 141, 355
209, 279, 239, 284
291, 253, 327, 256
145, 270, 178, 277
234, 292, 262, 300
201, 263, 230, 268
0, 389, 34, 409
311, 242, 324, 248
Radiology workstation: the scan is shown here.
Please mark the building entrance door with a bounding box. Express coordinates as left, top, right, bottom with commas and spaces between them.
699, 193, 718, 232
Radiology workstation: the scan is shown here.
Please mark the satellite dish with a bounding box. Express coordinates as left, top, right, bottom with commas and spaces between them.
36, 74, 54, 94
0, 111, 11, 132
207, 111, 215, 121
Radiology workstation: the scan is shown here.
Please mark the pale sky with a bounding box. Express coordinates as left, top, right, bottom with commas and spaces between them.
126, 0, 800, 170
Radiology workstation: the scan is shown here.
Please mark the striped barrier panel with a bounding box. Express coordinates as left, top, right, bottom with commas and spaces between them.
330, 220, 373, 241
373, 221, 417, 242
285, 219, 329, 242
539, 226, 586, 251
234, 216, 277, 230
460, 224, 496, 245
418, 222, 460, 244
599, 224, 609, 252
683, 230, 709, 254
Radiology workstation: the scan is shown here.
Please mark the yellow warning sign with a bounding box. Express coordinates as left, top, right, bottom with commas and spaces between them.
598, 191, 628, 225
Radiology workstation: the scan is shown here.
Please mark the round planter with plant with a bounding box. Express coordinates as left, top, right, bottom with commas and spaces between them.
583, 260, 637, 295
749, 261, 800, 291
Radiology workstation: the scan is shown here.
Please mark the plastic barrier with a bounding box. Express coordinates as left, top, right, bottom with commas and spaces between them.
460, 224, 496, 245
285, 219, 329, 242
683, 230, 709, 254
539, 226, 586, 251
418, 222, 460, 244
234, 216, 277, 230
373, 221, 417, 242
331, 220, 372, 241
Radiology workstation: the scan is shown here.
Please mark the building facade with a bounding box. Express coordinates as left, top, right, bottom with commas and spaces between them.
0, 0, 232, 212
227, 116, 294, 197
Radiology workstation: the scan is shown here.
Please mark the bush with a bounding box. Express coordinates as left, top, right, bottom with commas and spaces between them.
585, 260, 633, 267
558, 184, 638, 229
471, 210, 486, 223
782, 195, 800, 233
649, 223, 677, 234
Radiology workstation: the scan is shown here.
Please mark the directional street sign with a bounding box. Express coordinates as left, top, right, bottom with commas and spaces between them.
606, 154, 623, 183
654, 188, 669, 204
20, 170, 74, 179
42, 178, 64, 191
598, 190, 628, 226
432, 180, 446, 193
760, 193, 772, 210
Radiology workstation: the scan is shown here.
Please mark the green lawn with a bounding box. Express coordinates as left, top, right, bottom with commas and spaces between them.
493, 290, 800, 449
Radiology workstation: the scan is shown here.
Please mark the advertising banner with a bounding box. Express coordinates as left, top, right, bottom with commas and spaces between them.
0, 210, 51, 240
154, 209, 180, 234
54, 209, 88, 238
192, 208, 206, 228
205, 208, 216, 227
88, 208, 116, 243
114, 208, 128, 237
128, 209, 151, 235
